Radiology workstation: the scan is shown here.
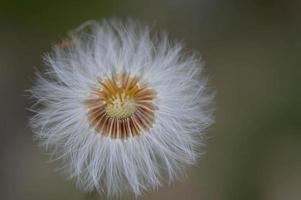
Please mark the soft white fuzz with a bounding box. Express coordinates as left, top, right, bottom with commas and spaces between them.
30, 19, 214, 197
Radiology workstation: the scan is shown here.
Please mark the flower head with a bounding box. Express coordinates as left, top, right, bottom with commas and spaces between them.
30, 19, 214, 197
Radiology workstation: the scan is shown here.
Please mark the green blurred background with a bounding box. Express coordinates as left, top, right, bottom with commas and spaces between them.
0, 0, 300, 199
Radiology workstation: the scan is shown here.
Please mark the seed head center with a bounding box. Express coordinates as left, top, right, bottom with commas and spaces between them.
86, 73, 157, 139
105, 91, 137, 119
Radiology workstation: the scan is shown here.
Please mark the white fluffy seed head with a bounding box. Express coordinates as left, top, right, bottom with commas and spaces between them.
29, 18, 215, 198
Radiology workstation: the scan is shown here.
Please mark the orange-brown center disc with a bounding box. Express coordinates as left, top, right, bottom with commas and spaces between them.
85, 73, 157, 139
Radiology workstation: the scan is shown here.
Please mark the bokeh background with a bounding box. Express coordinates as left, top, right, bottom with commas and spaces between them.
0, 0, 300, 199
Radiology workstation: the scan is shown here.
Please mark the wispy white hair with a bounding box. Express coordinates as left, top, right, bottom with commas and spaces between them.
30, 18, 214, 197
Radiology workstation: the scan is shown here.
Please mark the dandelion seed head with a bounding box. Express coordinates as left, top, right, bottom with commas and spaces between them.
29, 18, 215, 197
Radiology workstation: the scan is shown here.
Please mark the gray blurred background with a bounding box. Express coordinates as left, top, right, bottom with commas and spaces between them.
0, 0, 300, 199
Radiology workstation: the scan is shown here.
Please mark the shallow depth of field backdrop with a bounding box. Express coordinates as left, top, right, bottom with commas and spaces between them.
0, 0, 300, 200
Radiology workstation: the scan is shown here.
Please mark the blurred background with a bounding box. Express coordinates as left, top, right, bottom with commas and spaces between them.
0, 0, 300, 199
